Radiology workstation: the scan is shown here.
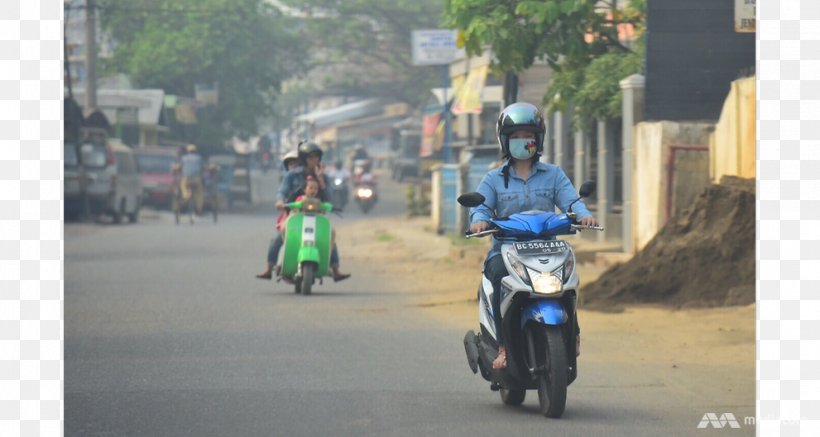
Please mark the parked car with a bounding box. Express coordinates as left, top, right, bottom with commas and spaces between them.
64, 139, 142, 223
134, 146, 177, 209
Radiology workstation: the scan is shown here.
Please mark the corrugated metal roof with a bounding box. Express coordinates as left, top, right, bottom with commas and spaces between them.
295, 98, 383, 128
73, 89, 165, 126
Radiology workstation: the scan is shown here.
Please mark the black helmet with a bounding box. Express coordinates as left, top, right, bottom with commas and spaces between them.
496, 102, 546, 158
297, 141, 323, 162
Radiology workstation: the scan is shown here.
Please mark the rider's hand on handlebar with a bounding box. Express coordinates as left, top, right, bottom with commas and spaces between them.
470, 221, 490, 234
579, 216, 599, 227
275, 200, 286, 211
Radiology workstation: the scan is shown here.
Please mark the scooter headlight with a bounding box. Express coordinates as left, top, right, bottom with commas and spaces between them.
506, 252, 531, 285
528, 267, 564, 295
562, 252, 575, 283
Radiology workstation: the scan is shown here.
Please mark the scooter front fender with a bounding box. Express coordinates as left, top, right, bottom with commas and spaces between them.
297, 246, 320, 266
520, 299, 568, 327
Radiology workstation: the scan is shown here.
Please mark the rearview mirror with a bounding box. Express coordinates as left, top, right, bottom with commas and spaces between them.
457, 192, 486, 207
579, 180, 596, 198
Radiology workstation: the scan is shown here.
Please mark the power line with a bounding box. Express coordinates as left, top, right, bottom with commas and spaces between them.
65, 3, 263, 16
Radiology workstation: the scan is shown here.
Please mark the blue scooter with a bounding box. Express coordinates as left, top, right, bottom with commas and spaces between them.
459, 181, 603, 418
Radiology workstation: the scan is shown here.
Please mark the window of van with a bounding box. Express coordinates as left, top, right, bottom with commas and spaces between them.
135, 154, 175, 174
65, 142, 79, 167
80, 142, 108, 168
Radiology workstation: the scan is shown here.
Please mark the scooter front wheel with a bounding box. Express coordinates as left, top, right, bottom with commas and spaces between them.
537, 325, 568, 418
300, 263, 315, 296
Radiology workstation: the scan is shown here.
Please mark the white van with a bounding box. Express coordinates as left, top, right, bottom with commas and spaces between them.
64, 139, 142, 223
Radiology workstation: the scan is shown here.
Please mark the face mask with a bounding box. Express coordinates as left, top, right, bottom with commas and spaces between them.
508, 138, 537, 160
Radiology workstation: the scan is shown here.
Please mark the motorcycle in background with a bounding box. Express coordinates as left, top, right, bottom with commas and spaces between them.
330, 174, 349, 212
353, 171, 377, 214
458, 181, 603, 418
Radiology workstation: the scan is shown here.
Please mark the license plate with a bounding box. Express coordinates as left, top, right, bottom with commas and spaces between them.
514, 240, 567, 256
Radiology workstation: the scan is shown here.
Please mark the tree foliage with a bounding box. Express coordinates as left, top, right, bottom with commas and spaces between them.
278, 0, 444, 107
444, 0, 646, 128
98, 0, 307, 148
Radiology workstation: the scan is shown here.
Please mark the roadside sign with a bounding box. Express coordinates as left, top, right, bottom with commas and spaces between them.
735, 0, 755, 33
412, 29, 458, 66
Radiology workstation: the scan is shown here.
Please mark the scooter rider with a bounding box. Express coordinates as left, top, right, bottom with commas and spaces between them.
469, 102, 598, 370
328, 160, 351, 209
350, 144, 371, 173
330, 160, 351, 183
256, 142, 351, 282
177, 144, 205, 215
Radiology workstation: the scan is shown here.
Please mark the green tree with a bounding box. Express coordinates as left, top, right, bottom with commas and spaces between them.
98, 0, 307, 150
278, 0, 444, 107
444, 0, 645, 127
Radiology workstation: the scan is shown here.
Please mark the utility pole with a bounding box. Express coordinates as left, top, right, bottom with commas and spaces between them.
84, 0, 97, 112
66, 1, 91, 220
503, 71, 518, 107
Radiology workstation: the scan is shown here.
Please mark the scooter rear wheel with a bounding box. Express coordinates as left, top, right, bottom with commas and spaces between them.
500, 388, 526, 406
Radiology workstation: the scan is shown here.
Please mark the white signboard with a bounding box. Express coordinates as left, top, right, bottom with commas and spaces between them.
412, 29, 458, 66
735, 0, 755, 33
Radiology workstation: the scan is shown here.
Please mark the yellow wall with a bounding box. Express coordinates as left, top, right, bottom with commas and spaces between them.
710, 76, 756, 182
633, 121, 713, 251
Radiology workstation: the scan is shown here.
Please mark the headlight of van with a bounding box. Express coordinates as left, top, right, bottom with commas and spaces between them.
506, 252, 531, 285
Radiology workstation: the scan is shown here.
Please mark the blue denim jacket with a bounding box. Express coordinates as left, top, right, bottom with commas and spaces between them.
470, 161, 592, 263
277, 167, 331, 203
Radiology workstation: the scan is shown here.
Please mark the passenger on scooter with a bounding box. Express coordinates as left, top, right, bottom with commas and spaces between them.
279, 176, 339, 249
256, 142, 351, 282
279, 149, 301, 182
469, 102, 598, 370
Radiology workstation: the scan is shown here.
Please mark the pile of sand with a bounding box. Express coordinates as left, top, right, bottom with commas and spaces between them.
582, 176, 755, 310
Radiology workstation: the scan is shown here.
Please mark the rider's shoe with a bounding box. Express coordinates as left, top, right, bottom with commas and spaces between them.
255, 266, 273, 280
331, 267, 351, 282
333, 273, 351, 282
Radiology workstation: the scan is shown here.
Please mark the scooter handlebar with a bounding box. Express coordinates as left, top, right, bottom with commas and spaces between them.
571, 224, 605, 231
465, 229, 499, 239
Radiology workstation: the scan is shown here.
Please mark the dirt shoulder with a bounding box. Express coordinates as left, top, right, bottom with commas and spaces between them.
337, 216, 755, 373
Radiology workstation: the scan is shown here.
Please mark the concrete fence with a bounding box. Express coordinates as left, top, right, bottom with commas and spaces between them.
710, 76, 756, 182
632, 121, 712, 251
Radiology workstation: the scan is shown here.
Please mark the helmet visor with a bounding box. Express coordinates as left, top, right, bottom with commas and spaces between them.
500, 104, 541, 128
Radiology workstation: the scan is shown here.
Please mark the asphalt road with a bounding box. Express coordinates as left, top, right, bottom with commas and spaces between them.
65, 174, 754, 436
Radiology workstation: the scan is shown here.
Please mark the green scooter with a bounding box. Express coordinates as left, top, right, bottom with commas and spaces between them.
277, 197, 334, 295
